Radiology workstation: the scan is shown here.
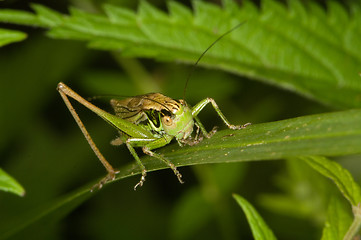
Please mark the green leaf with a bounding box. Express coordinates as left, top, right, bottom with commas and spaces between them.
0, 168, 25, 196
136, 108, 361, 174
168, 1, 193, 22
2, 107, 361, 237
303, 156, 361, 206
0, 9, 46, 27
0, 28, 26, 47
321, 197, 352, 240
233, 194, 277, 240
31, 3, 64, 27
103, 3, 136, 24
0, 1, 361, 108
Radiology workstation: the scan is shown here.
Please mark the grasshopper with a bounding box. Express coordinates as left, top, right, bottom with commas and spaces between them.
57, 23, 249, 190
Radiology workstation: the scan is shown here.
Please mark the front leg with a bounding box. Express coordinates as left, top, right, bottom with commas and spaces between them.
125, 139, 148, 190
178, 122, 216, 146
126, 135, 177, 189
192, 98, 250, 133
143, 136, 184, 184
142, 147, 184, 184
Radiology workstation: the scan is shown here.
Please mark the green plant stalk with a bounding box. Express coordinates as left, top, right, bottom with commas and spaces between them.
111, 53, 161, 93
343, 205, 361, 240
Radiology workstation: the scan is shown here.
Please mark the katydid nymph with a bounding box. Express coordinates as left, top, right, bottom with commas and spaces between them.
57, 23, 249, 190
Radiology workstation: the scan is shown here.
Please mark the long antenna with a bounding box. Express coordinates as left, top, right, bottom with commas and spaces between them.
182, 21, 246, 100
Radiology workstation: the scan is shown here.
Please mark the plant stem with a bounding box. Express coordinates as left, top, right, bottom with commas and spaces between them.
344, 204, 361, 240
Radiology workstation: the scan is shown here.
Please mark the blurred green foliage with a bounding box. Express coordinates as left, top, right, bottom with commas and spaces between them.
1, 0, 361, 239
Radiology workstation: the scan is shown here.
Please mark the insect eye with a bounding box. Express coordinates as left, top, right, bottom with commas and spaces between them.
162, 116, 173, 126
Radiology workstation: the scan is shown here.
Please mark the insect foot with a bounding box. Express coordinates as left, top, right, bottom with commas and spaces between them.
134, 169, 147, 191
171, 163, 184, 184
91, 170, 120, 192
229, 122, 252, 130
143, 147, 184, 185
110, 137, 123, 146
179, 137, 203, 146
206, 126, 219, 138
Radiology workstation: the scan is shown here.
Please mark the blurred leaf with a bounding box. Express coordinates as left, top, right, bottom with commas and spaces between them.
0, 168, 25, 197
0, 1, 360, 108
170, 163, 246, 239
0, 8, 47, 27
0, 37, 89, 152
0, 28, 26, 47
321, 197, 352, 240
258, 160, 332, 224
0, 120, 113, 239
170, 188, 212, 240
303, 156, 361, 206
233, 194, 277, 240
0, 36, 93, 238
343, 204, 361, 240
210, 163, 247, 193
0, 185, 92, 239
30, 3, 64, 27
